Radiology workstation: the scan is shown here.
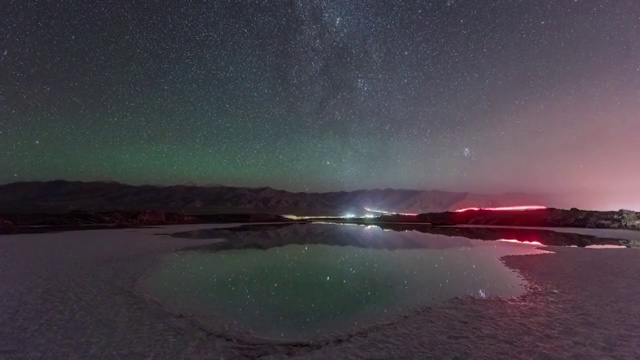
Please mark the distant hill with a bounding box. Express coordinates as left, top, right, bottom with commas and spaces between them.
0, 180, 550, 215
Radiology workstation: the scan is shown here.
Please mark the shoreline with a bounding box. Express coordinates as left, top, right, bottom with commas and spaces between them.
135, 249, 549, 348
294, 246, 640, 359
1, 224, 639, 358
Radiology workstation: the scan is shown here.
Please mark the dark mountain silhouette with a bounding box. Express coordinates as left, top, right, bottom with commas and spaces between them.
0, 180, 549, 215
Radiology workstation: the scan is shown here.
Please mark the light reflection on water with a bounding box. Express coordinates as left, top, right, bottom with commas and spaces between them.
144, 224, 548, 340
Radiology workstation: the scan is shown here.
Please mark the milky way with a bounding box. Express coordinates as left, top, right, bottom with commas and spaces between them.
2, 1, 639, 207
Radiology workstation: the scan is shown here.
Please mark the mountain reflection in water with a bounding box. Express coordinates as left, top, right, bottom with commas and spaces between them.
171, 222, 629, 251
144, 224, 554, 340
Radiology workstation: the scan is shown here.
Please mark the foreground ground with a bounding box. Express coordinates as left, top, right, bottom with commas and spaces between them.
0, 225, 639, 359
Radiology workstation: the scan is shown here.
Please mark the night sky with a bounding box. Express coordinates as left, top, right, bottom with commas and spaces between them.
2, 1, 639, 203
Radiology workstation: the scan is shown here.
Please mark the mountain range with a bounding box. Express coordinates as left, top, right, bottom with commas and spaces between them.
0, 180, 551, 215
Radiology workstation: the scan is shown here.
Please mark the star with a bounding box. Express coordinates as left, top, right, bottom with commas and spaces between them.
0, 0, 637, 206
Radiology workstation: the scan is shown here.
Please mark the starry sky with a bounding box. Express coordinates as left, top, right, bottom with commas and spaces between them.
2, 1, 640, 204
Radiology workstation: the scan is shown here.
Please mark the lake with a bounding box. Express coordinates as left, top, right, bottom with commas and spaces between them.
143, 223, 556, 340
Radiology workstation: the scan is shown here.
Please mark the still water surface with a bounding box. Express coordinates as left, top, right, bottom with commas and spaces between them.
144, 224, 550, 340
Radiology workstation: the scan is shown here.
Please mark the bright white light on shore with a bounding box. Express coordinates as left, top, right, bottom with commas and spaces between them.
342, 213, 356, 219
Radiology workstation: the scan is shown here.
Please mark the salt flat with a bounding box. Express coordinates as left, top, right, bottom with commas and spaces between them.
1, 224, 639, 359
0, 225, 250, 359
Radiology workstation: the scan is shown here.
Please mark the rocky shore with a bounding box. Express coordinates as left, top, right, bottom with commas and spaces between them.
2, 207, 639, 235
375, 208, 640, 231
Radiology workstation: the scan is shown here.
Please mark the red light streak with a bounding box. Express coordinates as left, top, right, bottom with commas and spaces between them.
497, 239, 544, 246
454, 205, 547, 213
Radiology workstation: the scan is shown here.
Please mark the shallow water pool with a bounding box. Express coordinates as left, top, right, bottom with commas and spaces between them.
144, 224, 549, 340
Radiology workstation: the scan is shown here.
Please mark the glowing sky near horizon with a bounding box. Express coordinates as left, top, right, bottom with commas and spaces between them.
2, 1, 639, 208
